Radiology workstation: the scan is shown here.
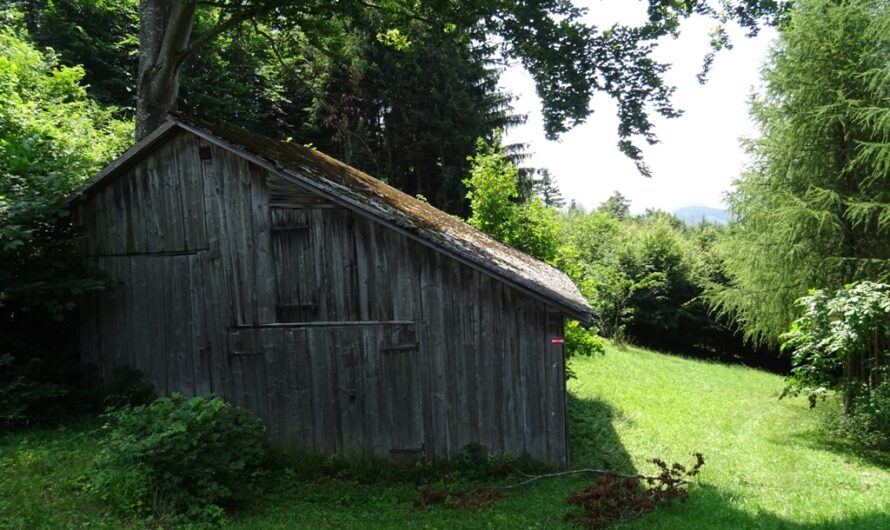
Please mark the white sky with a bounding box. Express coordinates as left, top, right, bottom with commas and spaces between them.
499, 0, 777, 214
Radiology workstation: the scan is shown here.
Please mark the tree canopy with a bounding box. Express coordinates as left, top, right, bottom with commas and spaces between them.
708, 0, 890, 345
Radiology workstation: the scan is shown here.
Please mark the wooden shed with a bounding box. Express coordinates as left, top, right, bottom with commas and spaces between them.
69, 116, 593, 465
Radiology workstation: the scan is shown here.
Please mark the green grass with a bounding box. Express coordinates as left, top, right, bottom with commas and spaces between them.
2, 343, 889, 529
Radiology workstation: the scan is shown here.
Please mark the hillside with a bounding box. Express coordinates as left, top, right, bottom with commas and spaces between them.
673, 206, 729, 224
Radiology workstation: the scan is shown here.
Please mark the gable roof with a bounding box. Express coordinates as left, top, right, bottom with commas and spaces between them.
69, 116, 593, 321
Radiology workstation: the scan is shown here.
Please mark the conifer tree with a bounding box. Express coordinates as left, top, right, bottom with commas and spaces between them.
709, 0, 890, 344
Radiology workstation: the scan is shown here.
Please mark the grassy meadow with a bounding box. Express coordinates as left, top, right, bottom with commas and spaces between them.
2, 343, 889, 529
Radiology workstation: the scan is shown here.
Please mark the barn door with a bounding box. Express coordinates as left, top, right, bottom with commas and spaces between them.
378, 324, 424, 459
226, 323, 422, 459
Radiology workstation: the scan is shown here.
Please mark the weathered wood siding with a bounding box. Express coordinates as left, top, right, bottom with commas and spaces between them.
76, 129, 569, 465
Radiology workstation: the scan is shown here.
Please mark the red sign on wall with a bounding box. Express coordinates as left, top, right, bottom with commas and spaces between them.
551, 337, 565, 345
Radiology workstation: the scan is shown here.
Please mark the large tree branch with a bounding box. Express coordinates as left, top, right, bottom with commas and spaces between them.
157, 0, 198, 74
183, 6, 260, 61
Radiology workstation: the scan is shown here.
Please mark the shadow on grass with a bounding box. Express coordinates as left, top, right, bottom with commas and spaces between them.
664, 484, 890, 530
567, 393, 636, 474
779, 427, 890, 470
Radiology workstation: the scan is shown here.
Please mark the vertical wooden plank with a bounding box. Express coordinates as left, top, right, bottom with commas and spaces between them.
250, 165, 276, 323
175, 256, 196, 395
163, 256, 180, 393
158, 141, 186, 252
228, 330, 246, 408
265, 328, 287, 443
497, 281, 512, 456
111, 180, 127, 255
289, 327, 315, 448
241, 160, 259, 325
336, 327, 365, 455
199, 142, 231, 397
89, 189, 103, 256
369, 223, 392, 321
446, 258, 470, 451
189, 255, 212, 395
361, 325, 385, 455
352, 216, 372, 321
420, 249, 449, 459
120, 168, 137, 254
307, 328, 337, 452
174, 132, 207, 251
549, 312, 569, 465
326, 211, 343, 321
251, 331, 271, 431
145, 148, 164, 253
478, 274, 503, 455
97, 186, 112, 255
461, 264, 481, 447
115, 257, 134, 370
509, 288, 527, 458
401, 323, 424, 451
144, 256, 167, 394
125, 256, 147, 387
220, 149, 246, 324
303, 210, 320, 321
391, 230, 417, 321
529, 301, 549, 463
127, 164, 145, 254
517, 297, 539, 460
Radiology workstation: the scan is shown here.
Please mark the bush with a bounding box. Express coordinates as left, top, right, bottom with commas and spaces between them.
92, 394, 269, 523
837, 369, 890, 450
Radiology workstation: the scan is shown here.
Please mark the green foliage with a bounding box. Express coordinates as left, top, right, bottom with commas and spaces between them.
780, 282, 890, 446
708, 0, 890, 344
555, 205, 776, 366
565, 320, 605, 361
92, 394, 269, 523
0, 18, 130, 426
14, 0, 139, 110
0, 21, 130, 316
836, 368, 890, 450
465, 134, 559, 263
531, 169, 564, 208
0, 18, 129, 309
596, 191, 631, 220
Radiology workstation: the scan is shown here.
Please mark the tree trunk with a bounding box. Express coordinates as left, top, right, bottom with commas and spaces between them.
136, 0, 197, 140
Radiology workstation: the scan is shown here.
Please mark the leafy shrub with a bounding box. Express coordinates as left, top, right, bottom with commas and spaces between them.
92, 394, 269, 523
781, 282, 890, 406
565, 321, 606, 378
781, 282, 890, 447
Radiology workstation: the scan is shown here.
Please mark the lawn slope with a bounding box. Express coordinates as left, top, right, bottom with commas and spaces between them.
570, 343, 890, 529
2, 343, 889, 529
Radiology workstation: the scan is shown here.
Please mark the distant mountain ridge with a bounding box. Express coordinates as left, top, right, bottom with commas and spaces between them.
673, 205, 729, 224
